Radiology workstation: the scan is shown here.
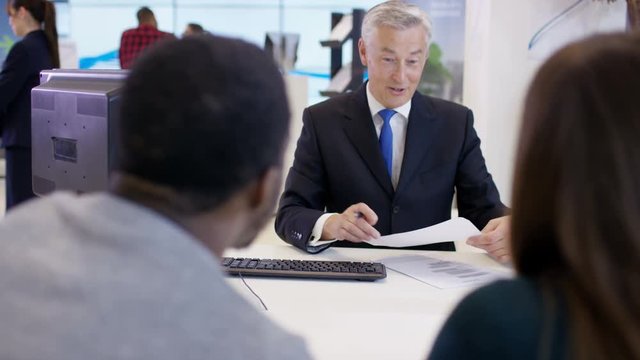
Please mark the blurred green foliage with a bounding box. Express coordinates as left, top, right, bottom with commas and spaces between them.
1, 34, 15, 54
419, 42, 453, 96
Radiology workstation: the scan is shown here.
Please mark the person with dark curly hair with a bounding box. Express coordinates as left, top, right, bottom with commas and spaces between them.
0, 34, 310, 360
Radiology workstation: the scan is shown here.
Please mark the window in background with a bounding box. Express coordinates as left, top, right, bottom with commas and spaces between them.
67, 0, 379, 105
66, 1, 465, 105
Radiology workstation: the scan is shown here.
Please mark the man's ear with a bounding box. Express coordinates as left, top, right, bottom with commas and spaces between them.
358, 38, 368, 66
247, 167, 283, 211
423, 45, 430, 68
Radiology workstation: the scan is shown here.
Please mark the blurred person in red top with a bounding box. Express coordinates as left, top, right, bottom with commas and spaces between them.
118, 6, 175, 69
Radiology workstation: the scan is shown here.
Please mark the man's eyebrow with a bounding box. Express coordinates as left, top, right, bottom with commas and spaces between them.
380, 48, 424, 56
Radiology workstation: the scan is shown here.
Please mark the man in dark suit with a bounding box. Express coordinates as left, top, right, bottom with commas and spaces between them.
276, 1, 511, 263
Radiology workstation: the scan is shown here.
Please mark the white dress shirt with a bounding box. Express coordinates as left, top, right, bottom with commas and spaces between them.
308, 83, 411, 245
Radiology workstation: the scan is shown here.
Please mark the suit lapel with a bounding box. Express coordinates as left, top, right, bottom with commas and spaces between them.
397, 93, 439, 193
342, 86, 394, 197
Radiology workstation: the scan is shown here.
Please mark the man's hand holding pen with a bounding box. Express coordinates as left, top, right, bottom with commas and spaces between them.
322, 203, 381, 242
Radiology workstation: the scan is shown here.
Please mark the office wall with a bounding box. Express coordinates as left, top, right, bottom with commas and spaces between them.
463, 0, 626, 205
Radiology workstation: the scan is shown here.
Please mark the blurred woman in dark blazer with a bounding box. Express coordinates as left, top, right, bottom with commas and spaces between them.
429, 32, 640, 359
1, 0, 58, 210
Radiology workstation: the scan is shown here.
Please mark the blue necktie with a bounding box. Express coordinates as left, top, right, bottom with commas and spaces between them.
378, 109, 395, 178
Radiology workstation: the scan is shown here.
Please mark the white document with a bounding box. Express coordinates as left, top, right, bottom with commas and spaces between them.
365, 217, 480, 248
381, 254, 511, 289
312, 217, 480, 247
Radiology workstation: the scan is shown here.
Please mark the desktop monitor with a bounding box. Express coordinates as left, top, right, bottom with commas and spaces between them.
31, 69, 128, 196
264, 32, 299, 72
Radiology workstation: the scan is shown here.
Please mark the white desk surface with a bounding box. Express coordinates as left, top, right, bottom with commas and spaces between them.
224, 220, 511, 360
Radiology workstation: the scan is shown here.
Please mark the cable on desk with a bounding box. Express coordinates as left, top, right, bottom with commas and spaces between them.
238, 272, 269, 311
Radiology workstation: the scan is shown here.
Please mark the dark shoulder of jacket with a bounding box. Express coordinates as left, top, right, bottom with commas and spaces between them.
306, 90, 354, 116
6, 37, 27, 55
415, 91, 471, 122
20, 30, 48, 51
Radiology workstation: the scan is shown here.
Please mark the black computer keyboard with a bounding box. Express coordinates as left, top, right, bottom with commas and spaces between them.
222, 257, 387, 281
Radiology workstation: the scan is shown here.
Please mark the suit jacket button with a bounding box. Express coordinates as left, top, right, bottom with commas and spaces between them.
392, 206, 400, 214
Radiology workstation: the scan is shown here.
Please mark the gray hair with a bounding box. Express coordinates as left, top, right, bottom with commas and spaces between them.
361, 1, 432, 49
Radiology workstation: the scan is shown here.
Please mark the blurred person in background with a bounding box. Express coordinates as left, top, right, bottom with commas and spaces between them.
119, 6, 175, 69
0, 0, 59, 210
182, 22, 205, 37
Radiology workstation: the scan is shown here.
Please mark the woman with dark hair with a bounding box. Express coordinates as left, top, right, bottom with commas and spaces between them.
0, 0, 58, 210
429, 32, 640, 359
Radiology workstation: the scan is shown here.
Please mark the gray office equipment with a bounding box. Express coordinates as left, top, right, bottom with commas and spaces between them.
31, 69, 128, 196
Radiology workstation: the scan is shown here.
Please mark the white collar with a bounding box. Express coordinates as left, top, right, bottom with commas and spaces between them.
365, 81, 412, 119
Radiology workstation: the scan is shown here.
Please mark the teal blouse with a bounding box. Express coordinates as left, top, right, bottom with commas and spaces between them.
429, 278, 568, 359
